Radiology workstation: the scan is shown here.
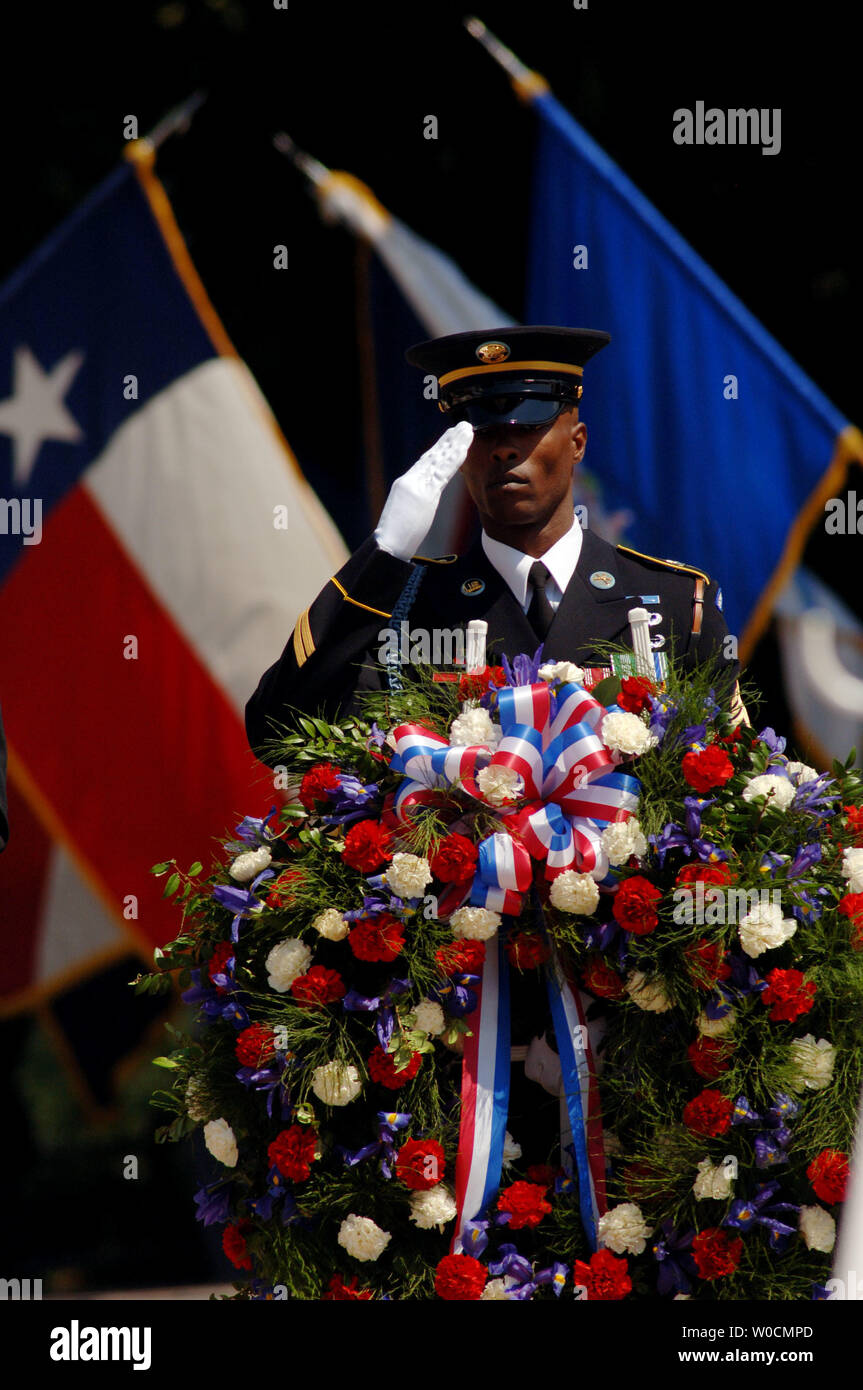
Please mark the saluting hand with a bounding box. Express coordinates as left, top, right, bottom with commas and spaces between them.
374, 421, 474, 561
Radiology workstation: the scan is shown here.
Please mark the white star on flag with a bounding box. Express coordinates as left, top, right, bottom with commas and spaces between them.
0, 344, 85, 487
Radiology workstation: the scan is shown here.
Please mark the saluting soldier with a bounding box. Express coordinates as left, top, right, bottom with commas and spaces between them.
246, 326, 746, 1162
246, 325, 745, 759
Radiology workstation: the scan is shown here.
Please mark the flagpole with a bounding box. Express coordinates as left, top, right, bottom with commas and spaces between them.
273, 131, 390, 530
463, 16, 550, 102
134, 90, 208, 156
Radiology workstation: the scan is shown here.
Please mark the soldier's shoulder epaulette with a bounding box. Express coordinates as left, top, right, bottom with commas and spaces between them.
411, 553, 459, 565
615, 543, 710, 585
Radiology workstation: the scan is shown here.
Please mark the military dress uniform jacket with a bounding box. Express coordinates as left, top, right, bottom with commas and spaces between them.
245, 526, 740, 762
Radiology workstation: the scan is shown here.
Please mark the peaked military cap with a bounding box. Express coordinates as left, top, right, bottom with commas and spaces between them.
405, 325, 611, 431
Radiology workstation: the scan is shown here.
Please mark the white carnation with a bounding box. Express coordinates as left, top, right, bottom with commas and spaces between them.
337, 1213, 392, 1262
600, 710, 658, 757
265, 937, 312, 992
550, 870, 600, 914
601, 817, 648, 866
203, 1117, 238, 1167
737, 900, 798, 958
785, 760, 820, 786
597, 1202, 651, 1255
311, 1060, 363, 1106
412, 999, 446, 1036
229, 845, 272, 882
842, 847, 863, 894
450, 704, 502, 749
788, 1034, 836, 1092
480, 1277, 513, 1300
408, 1184, 458, 1230
799, 1204, 836, 1253
538, 660, 585, 685
502, 1130, 522, 1166
692, 1157, 736, 1200
185, 1075, 211, 1123
449, 906, 501, 940
476, 763, 524, 806
741, 773, 795, 812
385, 852, 433, 899
312, 908, 350, 941
625, 970, 673, 1013
697, 1008, 735, 1037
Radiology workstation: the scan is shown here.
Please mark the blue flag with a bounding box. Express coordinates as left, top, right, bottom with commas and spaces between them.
526, 92, 862, 658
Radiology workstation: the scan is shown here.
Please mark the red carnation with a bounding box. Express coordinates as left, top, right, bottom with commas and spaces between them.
683, 1088, 733, 1137
265, 867, 305, 909
430, 833, 479, 884
617, 675, 656, 715
341, 819, 393, 872
692, 1227, 743, 1280
687, 1035, 731, 1080
838, 893, 863, 949
235, 1022, 277, 1068
842, 805, 863, 846
807, 1148, 849, 1204
222, 1220, 253, 1271
573, 1248, 631, 1300
676, 861, 737, 887
526, 1163, 555, 1188
458, 666, 505, 701
298, 763, 340, 810
208, 940, 234, 990
682, 744, 735, 793
322, 1273, 374, 1300
367, 1044, 422, 1090
349, 913, 405, 963
435, 1252, 487, 1301
290, 964, 346, 1008
581, 955, 625, 999
498, 1180, 553, 1230
435, 939, 486, 976
395, 1137, 446, 1191
613, 874, 662, 935
267, 1124, 318, 1181
684, 937, 732, 991
761, 967, 816, 1022
505, 931, 551, 970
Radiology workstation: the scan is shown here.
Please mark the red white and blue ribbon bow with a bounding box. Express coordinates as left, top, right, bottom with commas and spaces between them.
388, 680, 640, 915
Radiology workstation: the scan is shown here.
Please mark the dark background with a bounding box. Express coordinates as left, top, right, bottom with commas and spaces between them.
2, 0, 860, 1291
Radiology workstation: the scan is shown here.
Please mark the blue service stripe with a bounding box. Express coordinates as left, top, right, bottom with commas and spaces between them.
534, 94, 845, 433
546, 965, 597, 1250
480, 933, 510, 1217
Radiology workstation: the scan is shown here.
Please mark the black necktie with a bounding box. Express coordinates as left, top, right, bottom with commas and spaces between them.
527, 561, 555, 640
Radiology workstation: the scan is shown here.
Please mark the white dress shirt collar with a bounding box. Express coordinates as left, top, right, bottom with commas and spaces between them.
481, 515, 584, 607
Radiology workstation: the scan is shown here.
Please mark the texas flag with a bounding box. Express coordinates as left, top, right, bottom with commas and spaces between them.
0, 142, 347, 1045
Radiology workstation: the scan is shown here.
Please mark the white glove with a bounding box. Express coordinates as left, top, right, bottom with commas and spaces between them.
374, 420, 474, 561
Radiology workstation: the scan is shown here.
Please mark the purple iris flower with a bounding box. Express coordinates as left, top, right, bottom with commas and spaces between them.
429, 975, 478, 1017
691, 838, 729, 864
651, 822, 692, 867
337, 1111, 411, 1180
788, 842, 822, 877
488, 1245, 534, 1286
683, 725, 708, 745
367, 723, 388, 749
723, 1181, 799, 1251
732, 1093, 798, 1169
461, 1220, 490, 1257
342, 978, 411, 1049
759, 727, 787, 755
343, 893, 400, 921
759, 851, 788, 877
792, 776, 839, 817
653, 1220, 697, 1297
501, 649, 546, 687
791, 886, 830, 924
213, 873, 272, 942
647, 694, 678, 741
583, 918, 620, 953
684, 795, 716, 838
193, 1183, 233, 1227
322, 776, 381, 827
535, 1262, 569, 1297
233, 806, 278, 845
